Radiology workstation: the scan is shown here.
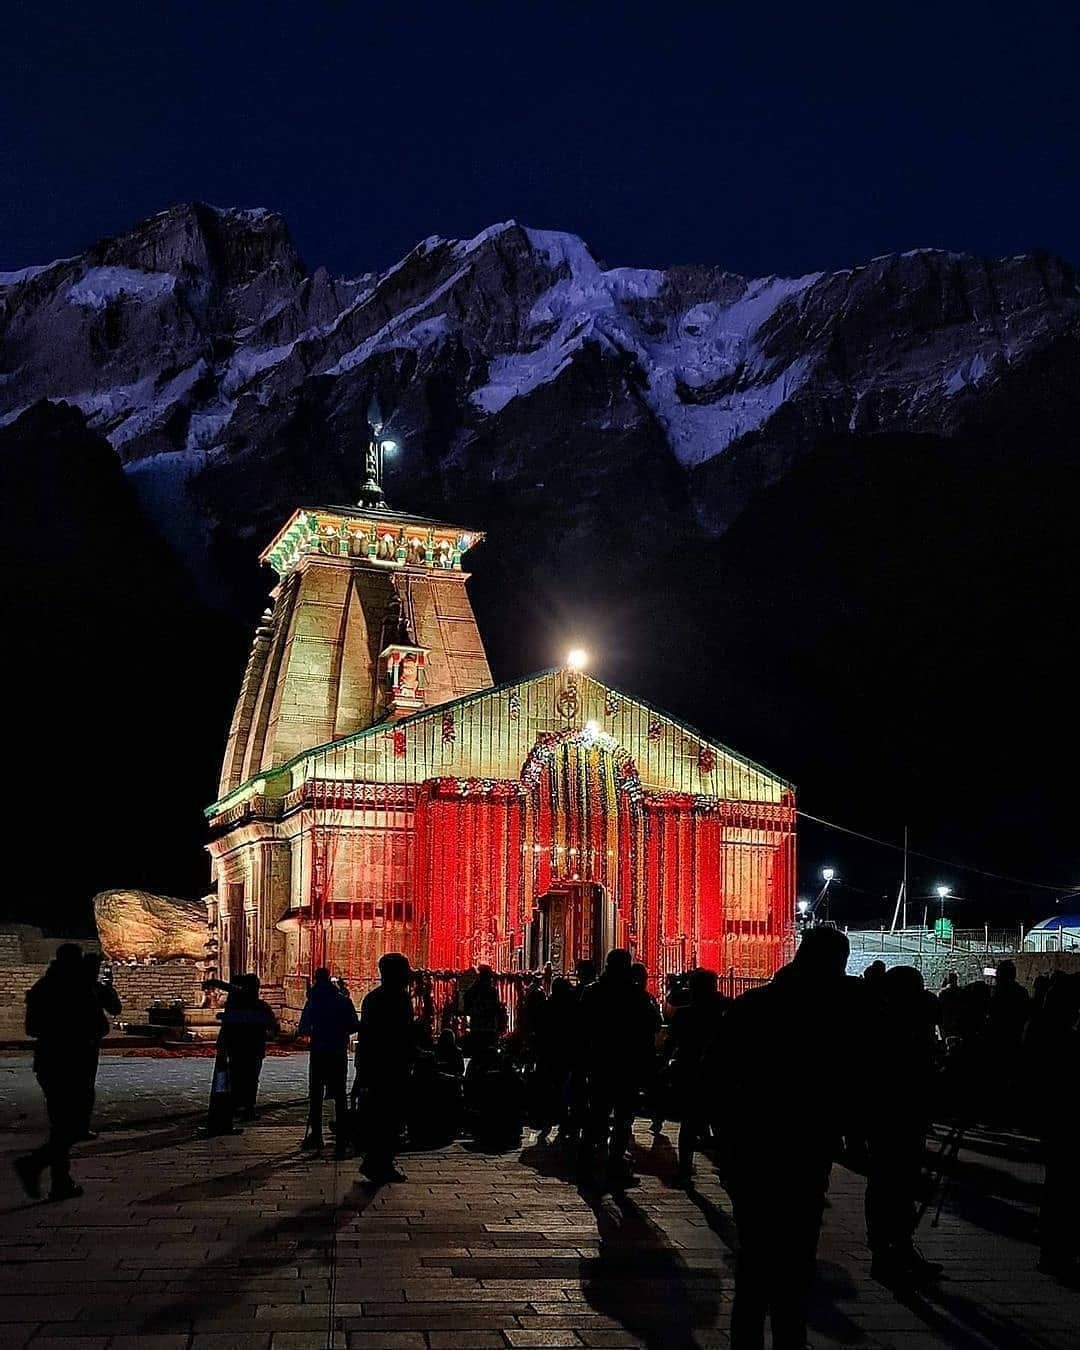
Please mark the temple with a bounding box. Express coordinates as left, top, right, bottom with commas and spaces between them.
206, 412, 796, 1022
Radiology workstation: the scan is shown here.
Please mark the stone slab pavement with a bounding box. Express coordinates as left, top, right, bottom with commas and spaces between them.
1, 1098, 1077, 1350
0, 1053, 310, 1131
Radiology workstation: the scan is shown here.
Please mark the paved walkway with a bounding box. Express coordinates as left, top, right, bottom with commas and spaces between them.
0, 1053, 309, 1131
1, 1103, 1076, 1349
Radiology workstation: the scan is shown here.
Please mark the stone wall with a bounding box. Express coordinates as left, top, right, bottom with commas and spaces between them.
111, 963, 202, 1012
846, 947, 1080, 987
0, 961, 202, 1041
0, 964, 44, 1039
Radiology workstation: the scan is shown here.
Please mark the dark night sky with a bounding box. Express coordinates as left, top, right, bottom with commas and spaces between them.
3, 0, 1078, 279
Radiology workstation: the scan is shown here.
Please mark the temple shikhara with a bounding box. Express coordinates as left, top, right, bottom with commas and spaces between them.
206, 412, 796, 1020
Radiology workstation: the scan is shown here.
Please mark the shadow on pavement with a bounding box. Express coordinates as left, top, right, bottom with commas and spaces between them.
580, 1190, 721, 1350
892, 1280, 1053, 1350
140, 1172, 382, 1334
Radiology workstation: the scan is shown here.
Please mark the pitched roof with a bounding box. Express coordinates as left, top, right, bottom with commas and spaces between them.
207, 668, 793, 817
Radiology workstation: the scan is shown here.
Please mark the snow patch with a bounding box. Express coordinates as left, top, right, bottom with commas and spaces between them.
470, 257, 817, 465
523, 228, 598, 275
943, 351, 989, 395
221, 342, 297, 396
208, 205, 276, 223
0, 259, 71, 286
325, 278, 459, 376
453, 222, 519, 256
185, 401, 237, 452
109, 361, 208, 447
67, 267, 176, 309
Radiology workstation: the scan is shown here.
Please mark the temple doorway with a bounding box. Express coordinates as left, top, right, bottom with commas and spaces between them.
529, 880, 615, 973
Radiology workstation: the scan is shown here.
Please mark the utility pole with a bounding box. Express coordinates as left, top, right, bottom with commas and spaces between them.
903, 825, 909, 930
889, 824, 910, 933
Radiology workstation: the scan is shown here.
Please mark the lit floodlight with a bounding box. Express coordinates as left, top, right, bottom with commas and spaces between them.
936, 884, 950, 899
797, 899, 810, 914
566, 648, 588, 671
380, 438, 398, 453
822, 867, 835, 882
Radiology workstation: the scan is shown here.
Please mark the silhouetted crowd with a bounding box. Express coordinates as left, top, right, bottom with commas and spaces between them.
14, 934, 1080, 1350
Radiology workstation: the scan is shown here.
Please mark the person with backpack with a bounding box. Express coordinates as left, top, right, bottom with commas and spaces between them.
14, 943, 106, 1202
297, 967, 359, 1156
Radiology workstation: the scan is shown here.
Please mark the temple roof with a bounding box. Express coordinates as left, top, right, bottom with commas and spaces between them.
260, 504, 483, 578
208, 669, 794, 820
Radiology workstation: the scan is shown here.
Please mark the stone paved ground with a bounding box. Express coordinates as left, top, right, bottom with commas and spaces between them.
1, 1097, 1077, 1349
0, 1053, 309, 1130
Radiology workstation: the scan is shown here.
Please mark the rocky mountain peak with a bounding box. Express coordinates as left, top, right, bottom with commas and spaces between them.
2, 204, 1078, 580
83, 202, 304, 289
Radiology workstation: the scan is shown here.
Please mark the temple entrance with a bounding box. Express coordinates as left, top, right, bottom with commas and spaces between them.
529, 881, 615, 974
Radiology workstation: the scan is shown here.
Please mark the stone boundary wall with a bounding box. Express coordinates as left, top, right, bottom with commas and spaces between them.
846, 948, 1080, 987
0, 961, 202, 1040
111, 963, 202, 1012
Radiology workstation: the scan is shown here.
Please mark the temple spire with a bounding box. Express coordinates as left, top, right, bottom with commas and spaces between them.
358, 395, 388, 509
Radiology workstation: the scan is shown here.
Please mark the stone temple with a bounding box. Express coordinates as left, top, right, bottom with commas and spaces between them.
205, 415, 796, 1023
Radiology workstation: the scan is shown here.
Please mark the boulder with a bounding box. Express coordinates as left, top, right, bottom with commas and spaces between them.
94, 889, 207, 963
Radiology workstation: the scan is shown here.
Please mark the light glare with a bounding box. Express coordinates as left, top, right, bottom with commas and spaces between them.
566, 648, 588, 671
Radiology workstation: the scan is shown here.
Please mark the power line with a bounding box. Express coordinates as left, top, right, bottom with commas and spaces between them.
797, 808, 1080, 897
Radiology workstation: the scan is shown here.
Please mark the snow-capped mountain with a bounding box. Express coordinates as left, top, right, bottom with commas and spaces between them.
4, 203, 1080, 921
4, 202, 1078, 582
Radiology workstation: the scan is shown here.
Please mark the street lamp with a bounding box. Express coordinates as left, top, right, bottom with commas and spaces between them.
819, 868, 837, 922
378, 437, 397, 486
935, 884, 951, 930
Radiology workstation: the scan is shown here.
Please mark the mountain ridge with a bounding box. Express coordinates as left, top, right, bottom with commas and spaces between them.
2, 204, 1079, 924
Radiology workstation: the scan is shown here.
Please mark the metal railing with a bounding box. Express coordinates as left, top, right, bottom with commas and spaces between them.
844, 926, 1024, 956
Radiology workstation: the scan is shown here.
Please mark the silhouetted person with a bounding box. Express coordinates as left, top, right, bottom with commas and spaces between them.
722, 926, 861, 1350
518, 973, 547, 1050
219, 974, 279, 1120
435, 1026, 465, 1078
1024, 971, 1080, 1280
668, 967, 728, 1183
864, 964, 942, 1285
298, 967, 359, 1155
563, 959, 598, 1143
986, 959, 1031, 1109
356, 952, 416, 1182
14, 943, 106, 1202
938, 971, 963, 1043
578, 948, 657, 1190
463, 964, 506, 1054
631, 961, 665, 1136
576, 958, 598, 989
410, 1026, 463, 1147
79, 951, 122, 1141
533, 976, 578, 1142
